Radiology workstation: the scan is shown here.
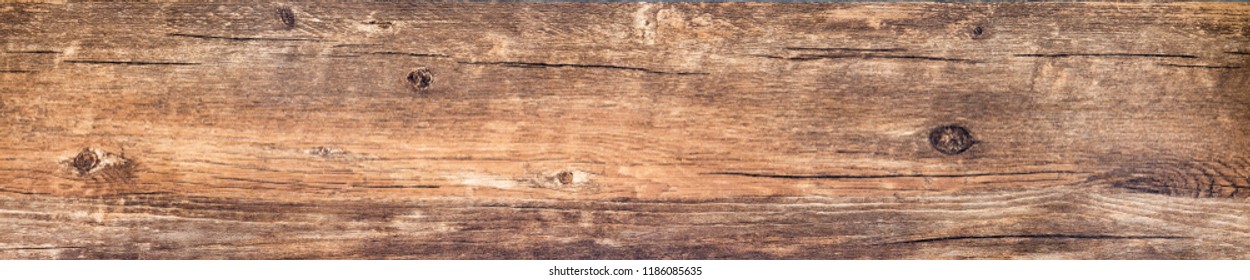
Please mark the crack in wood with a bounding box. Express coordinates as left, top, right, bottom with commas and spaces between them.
1158, 63, 1241, 69
458, 61, 708, 75
363, 20, 394, 28
880, 234, 1190, 245
90, 191, 176, 198
211, 176, 300, 186
0, 246, 86, 251
167, 33, 321, 42
783, 47, 907, 52
351, 185, 440, 189
364, 51, 450, 58
63, 60, 200, 66
1014, 53, 1199, 58
5, 50, 60, 54
755, 54, 977, 63
0, 188, 49, 195
331, 44, 383, 48
705, 170, 1085, 180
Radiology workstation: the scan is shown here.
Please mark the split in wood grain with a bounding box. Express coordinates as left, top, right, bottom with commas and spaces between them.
362, 20, 394, 29
459, 61, 708, 76
1158, 63, 1241, 69
364, 51, 450, 58
783, 47, 907, 52
1014, 53, 1199, 59
880, 234, 1191, 245
5, 50, 60, 54
351, 185, 440, 189
62, 60, 200, 66
754, 54, 977, 63
90, 191, 177, 198
0, 246, 86, 252
0, 188, 49, 196
166, 33, 321, 42
331, 44, 383, 48
705, 170, 1087, 180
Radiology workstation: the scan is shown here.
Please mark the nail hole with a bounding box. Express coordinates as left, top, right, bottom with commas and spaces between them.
406, 68, 434, 91
556, 171, 574, 185
71, 148, 99, 175
928, 125, 976, 155
970, 26, 985, 39
277, 7, 296, 28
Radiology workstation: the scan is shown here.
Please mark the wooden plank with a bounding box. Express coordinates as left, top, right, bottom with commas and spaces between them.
0, 2, 1248, 259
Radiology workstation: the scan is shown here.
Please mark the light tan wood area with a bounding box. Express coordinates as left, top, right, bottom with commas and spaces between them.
1, 2, 1248, 259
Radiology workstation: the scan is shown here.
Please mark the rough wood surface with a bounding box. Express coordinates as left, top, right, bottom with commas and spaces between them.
1, 2, 1249, 259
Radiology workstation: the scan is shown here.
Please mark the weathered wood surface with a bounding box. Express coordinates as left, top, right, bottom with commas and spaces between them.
1, 2, 1249, 259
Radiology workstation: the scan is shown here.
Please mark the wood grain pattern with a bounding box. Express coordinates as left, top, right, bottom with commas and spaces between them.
1, 2, 1249, 259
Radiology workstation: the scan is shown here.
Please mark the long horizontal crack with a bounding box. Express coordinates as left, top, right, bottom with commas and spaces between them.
90, 191, 177, 198
63, 60, 200, 65
756, 54, 976, 63
364, 51, 450, 58
881, 234, 1190, 245
1158, 63, 1240, 69
0, 188, 49, 195
351, 185, 441, 189
6, 50, 61, 54
458, 61, 708, 75
704, 170, 1085, 179
0, 246, 86, 251
784, 47, 907, 52
167, 33, 321, 42
1015, 53, 1198, 58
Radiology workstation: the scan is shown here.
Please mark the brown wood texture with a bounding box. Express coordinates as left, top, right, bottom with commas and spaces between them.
1, 2, 1249, 259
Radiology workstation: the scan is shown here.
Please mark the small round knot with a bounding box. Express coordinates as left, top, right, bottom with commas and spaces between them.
970, 26, 986, 39
71, 148, 99, 175
406, 68, 434, 91
928, 125, 976, 155
556, 171, 574, 185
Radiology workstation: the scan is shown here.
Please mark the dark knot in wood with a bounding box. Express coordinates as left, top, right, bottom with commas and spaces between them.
71, 148, 99, 175
407, 68, 434, 91
277, 7, 296, 28
556, 171, 575, 185
929, 125, 976, 155
971, 26, 985, 39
